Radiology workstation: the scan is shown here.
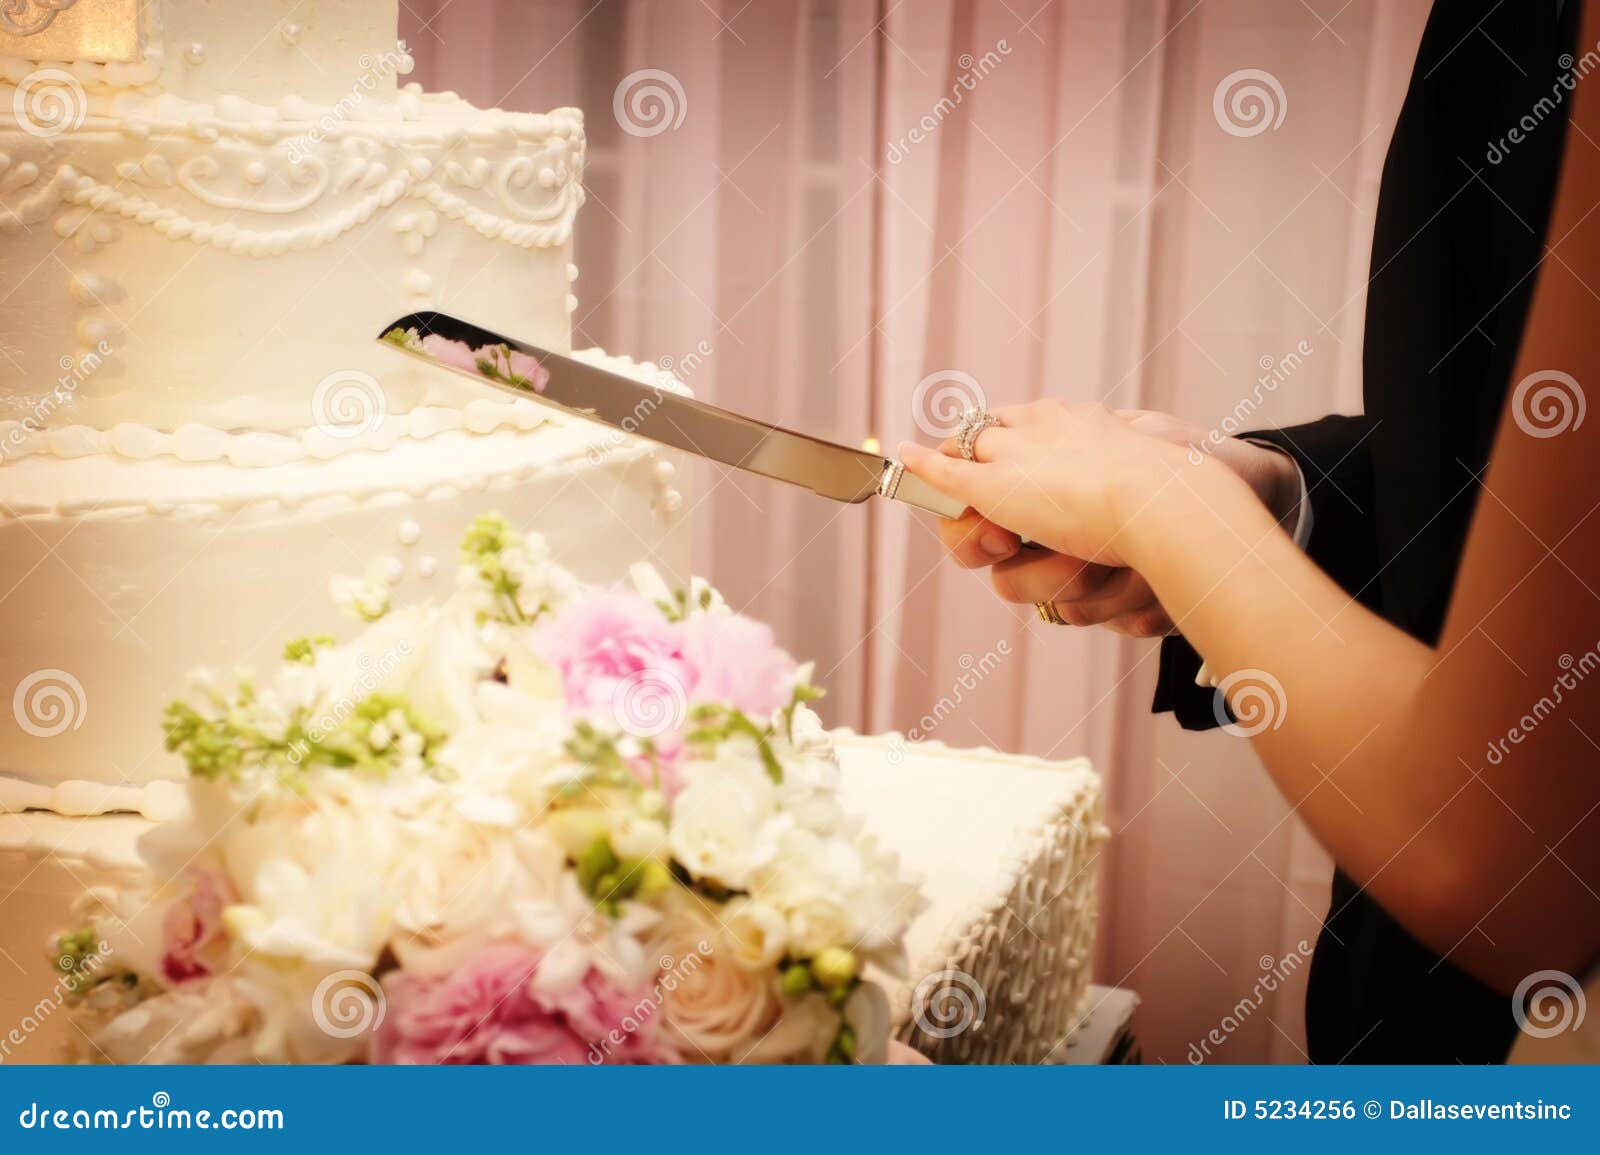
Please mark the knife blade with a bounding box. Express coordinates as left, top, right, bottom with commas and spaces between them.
376, 311, 965, 519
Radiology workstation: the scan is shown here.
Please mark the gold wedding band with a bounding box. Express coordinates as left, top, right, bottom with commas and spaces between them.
1035, 600, 1069, 626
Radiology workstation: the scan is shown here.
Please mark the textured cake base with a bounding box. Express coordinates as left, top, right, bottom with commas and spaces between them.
832, 731, 1106, 1064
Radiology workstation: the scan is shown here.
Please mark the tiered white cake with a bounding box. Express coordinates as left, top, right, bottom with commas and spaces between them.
0, 0, 1107, 1065
0, 0, 690, 798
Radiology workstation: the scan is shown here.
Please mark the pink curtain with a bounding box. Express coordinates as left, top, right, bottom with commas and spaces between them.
403, 0, 1432, 1063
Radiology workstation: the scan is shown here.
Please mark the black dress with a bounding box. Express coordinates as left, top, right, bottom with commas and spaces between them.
1153, 0, 1579, 1063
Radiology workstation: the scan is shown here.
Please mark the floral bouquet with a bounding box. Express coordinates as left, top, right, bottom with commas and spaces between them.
58, 516, 924, 1064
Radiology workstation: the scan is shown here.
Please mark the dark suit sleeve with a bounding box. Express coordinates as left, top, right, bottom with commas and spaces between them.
1152, 414, 1380, 729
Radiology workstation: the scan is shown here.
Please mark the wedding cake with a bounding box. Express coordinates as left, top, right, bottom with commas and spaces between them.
0, 0, 691, 800
0, 0, 1107, 1065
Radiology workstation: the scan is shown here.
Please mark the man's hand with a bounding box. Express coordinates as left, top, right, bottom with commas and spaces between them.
928, 408, 1303, 637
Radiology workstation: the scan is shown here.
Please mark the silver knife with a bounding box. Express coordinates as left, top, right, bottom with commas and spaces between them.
376, 311, 964, 519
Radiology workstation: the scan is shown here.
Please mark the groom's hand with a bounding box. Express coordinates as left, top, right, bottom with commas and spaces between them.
935, 510, 1175, 636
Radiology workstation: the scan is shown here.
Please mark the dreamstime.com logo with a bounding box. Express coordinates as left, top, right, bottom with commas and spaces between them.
12, 669, 87, 738
1512, 969, 1587, 1040
911, 369, 987, 439
885, 41, 1012, 165
1188, 941, 1313, 1063
1212, 69, 1287, 138
585, 340, 711, 466
888, 642, 1012, 764
311, 969, 386, 1039
311, 369, 388, 440
613, 69, 687, 138
910, 969, 986, 1039
1510, 369, 1585, 439
1211, 667, 1287, 738
610, 668, 689, 739
12, 68, 86, 138
1188, 340, 1313, 464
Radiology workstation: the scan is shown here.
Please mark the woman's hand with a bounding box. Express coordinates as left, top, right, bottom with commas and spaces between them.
908, 404, 1301, 634
900, 401, 1182, 565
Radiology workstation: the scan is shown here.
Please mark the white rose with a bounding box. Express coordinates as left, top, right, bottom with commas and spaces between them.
720, 897, 789, 970
668, 756, 782, 889
213, 775, 404, 970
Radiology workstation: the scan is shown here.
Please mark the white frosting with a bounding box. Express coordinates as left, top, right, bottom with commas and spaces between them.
832, 731, 1107, 1064
1, 87, 585, 432
0, 350, 693, 789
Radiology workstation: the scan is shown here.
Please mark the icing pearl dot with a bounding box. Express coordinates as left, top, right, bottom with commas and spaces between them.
244, 161, 267, 185
567, 263, 580, 283
418, 555, 438, 578
566, 293, 578, 313
538, 166, 557, 188
397, 519, 422, 546
379, 556, 405, 585
281, 22, 305, 46
653, 459, 677, 482
76, 317, 111, 344
68, 273, 106, 304
404, 269, 433, 295
184, 42, 206, 66
662, 489, 684, 513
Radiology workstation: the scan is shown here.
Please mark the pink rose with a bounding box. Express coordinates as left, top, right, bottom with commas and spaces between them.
533, 591, 696, 722
373, 944, 673, 1065
159, 867, 233, 986
419, 333, 478, 374
680, 613, 796, 719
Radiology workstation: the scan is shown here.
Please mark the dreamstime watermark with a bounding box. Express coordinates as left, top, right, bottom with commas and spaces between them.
885, 41, 1012, 165
1483, 642, 1599, 767
1488, 42, 1600, 165
610, 668, 688, 739
12, 67, 86, 138
1512, 969, 1587, 1040
1212, 69, 1288, 138
2, 340, 113, 460
1187, 340, 1313, 464
613, 69, 687, 138
310, 969, 386, 1039
0, 938, 111, 1063
909, 969, 986, 1039
12, 668, 87, 739
283, 47, 413, 163
888, 641, 1012, 764
1187, 940, 1312, 1063
1510, 369, 1585, 439
1211, 667, 1287, 738
586, 943, 711, 1064
311, 368, 388, 440
585, 340, 712, 465
910, 369, 987, 439
286, 641, 414, 765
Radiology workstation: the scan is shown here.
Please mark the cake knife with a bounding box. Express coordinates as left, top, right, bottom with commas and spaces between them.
376, 311, 965, 519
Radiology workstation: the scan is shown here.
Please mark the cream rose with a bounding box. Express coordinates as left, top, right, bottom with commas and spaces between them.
650, 897, 784, 1062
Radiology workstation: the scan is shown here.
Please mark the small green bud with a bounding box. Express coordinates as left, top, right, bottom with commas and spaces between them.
594, 872, 621, 899
781, 963, 814, 997
635, 858, 674, 898
835, 1025, 857, 1061
811, 946, 859, 989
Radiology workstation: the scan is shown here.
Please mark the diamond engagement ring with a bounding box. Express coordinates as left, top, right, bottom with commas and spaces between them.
956, 407, 1000, 461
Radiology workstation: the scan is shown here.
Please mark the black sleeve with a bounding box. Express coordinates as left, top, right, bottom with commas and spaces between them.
1151, 414, 1380, 730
